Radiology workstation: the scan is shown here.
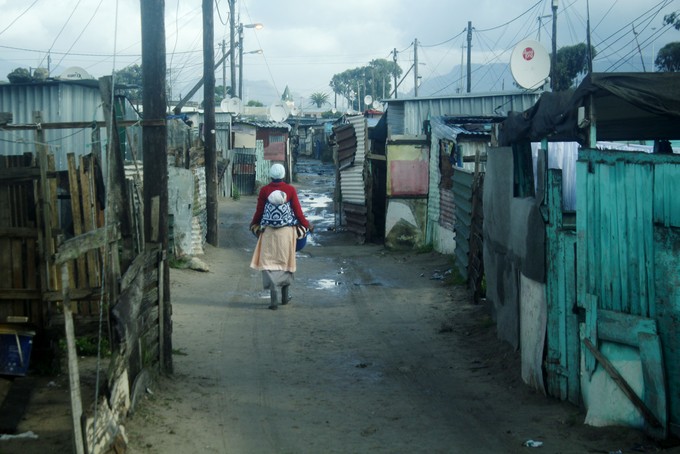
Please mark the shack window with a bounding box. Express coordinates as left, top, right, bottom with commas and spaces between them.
270, 135, 285, 143
513, 140, 535, 198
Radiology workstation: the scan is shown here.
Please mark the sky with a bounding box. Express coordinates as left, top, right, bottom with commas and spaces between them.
0, 0, 677, 108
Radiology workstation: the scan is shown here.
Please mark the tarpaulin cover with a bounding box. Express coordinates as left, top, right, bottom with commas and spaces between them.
499, 72, 680, 145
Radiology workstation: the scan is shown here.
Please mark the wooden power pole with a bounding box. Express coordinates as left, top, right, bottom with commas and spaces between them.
203, 0, 218, 245
467, 21, 472, 93
140, 0, 172, 372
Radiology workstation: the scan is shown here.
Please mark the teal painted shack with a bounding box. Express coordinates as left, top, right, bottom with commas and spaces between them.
491, 72, 680, 438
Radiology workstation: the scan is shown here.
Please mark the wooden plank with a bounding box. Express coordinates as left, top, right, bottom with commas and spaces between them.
79, 155, 100, 288
0, 157, 9, 227
627, 163, 644, 314
54, 225, 120, 265
597, 309, 657, 346
0, 289, 41, 300
653, 225, 680, 437
60, 264, 85, 454
42, 288, 103, 302
640, 165, 655, 317
11, 239, 23, 289
638, 332, 668, 438
600, 165, 612, 311
48, 154, 59, 289
0, 227, 38, 237
0, 167, 45, 182
584, 293, 598, 376
565, 235, 580, 405
67, 153, 88, 287
583, 337, 662, 429
613, 160, 626, 313
35, 114, 56, 292
32, 153, 49, 316
546, 169, 563, 399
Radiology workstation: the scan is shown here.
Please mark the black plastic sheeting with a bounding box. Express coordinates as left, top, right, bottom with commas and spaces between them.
499, 72, 680, 145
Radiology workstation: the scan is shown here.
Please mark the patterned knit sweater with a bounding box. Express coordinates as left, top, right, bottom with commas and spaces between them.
250, 180, 310, 229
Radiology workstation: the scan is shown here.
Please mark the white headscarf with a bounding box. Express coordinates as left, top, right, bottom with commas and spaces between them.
269, 163, 285, 180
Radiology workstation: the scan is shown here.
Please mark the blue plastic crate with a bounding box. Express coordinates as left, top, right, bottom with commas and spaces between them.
0, 327, 35, 376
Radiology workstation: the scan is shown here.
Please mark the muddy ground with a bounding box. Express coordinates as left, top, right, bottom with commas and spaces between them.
1, 159, 678, 453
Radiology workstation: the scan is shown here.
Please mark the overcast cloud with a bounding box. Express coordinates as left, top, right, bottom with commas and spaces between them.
0, 0, 677, 106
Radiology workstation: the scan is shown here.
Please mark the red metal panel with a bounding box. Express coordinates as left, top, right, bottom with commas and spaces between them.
389, 160, 428, 196
264, 141, 285, 161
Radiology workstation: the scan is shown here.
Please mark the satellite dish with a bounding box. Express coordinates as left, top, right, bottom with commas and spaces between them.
60, 66, 93, 80
268, 103, 289, 122
364, 95, 373, 107
290, 106, 300, 116
510, 39, 550, 90
372, 101, 383, 111
221, 97, 242, 114
331, 107, 337, 114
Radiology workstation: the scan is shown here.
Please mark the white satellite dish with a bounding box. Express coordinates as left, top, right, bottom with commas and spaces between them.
372, 101, 383, 111
331, 107, 337, 114
268, 103, 289, 122
221, 97, 242, 114
364, 95, 373, 107
510, 39, 550, 90
60, 66, 94, 80
290, 106, 300, 116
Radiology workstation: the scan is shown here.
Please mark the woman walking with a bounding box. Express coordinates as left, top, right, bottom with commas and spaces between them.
249, 163, 312, 310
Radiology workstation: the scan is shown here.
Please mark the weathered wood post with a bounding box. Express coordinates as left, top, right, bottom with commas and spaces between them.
141, 0, 172, 373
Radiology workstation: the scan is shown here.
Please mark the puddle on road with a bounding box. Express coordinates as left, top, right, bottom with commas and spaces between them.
314, 278, 342, 290
295, 159, 337, 235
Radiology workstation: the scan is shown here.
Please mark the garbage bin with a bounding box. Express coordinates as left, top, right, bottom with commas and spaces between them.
0, 325, 36, 376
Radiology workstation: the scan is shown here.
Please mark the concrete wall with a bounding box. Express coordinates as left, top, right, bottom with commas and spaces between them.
483, 147, 545, 349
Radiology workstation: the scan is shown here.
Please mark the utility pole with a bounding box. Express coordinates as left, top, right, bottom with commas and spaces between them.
414, 38, 419, 97
203, 0, 218, 246
141, 0, 172, 373
221, 39, 227, 95
229, 0, 236, 97
467, 21, 472, 93
551, 0, 558, 90
238, 24, 244, 99
460, 42, 465, 93
586, 0, 593, 73
393, 47, 398, 99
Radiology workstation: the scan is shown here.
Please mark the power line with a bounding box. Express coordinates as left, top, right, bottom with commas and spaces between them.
0, 0, 40, 38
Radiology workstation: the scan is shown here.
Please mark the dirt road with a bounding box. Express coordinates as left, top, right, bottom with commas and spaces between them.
122, 159, 659, 454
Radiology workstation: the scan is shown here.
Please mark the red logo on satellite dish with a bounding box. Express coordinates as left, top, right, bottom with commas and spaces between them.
523, 47, 535, 61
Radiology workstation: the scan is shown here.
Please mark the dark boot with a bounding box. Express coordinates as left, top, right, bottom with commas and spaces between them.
269, 286, 279, 310
282, 285, 291, 305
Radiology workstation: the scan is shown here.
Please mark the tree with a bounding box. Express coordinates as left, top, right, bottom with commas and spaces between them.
114, 64, 143, 103
309, 92, 330, 108
329, 58, 402, 111
216, 85, 233, 101
664, 12, 680, 30
7, 67, 33, 83
655, 42, 680, 72
552, 43, 596, 91
246, 99, 264, 107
